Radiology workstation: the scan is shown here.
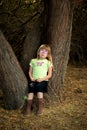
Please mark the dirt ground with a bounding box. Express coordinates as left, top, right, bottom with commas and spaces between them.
0, 65, 87, 130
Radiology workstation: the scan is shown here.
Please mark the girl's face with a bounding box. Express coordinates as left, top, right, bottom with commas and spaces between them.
39, 49, 48, 59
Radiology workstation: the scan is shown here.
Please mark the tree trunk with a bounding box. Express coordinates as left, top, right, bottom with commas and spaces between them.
43, 0, 73, 105
20, 19, 42, 78
0, 31, 28, 109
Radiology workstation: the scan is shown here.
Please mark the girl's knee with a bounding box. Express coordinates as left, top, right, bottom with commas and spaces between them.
37, 92, 43, 99
28, 93, 34, 100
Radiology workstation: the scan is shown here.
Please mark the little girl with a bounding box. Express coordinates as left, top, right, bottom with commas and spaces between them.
25, 44, 53, 115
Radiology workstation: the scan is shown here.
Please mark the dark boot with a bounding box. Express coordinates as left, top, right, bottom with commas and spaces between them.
37, 98, 43, 115
25, 99, 32, 116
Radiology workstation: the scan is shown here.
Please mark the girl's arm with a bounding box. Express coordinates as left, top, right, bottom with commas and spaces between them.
29, 66, 35, 81
36, 66, 53, 82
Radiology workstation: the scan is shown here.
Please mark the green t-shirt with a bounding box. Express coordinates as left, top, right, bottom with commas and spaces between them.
29, 58, 52, 80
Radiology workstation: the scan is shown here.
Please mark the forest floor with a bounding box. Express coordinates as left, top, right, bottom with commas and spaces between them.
0, 65, 87, 130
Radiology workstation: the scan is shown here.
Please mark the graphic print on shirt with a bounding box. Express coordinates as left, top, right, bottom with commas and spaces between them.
36, 62, 44, 66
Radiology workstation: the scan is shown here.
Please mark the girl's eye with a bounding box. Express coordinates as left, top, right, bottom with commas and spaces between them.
40, 49, 48, 54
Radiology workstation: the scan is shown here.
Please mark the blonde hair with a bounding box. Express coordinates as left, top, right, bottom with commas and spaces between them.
37, 44, 53, 65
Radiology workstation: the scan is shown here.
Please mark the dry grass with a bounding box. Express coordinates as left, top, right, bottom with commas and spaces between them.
0, 65, 87, 130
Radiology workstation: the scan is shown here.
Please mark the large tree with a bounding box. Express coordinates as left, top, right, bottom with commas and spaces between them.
0, 31, 28, 109
21, 0, 73, 105
43, 0, 73, 104
0, 0, 73, 109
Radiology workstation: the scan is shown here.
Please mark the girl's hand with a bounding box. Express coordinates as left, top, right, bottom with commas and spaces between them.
36, 78, 44, 82
30, 77, 36, 81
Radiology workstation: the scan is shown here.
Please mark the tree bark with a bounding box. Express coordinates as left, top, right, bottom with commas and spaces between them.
43, 0, 73, 105
20, 19, 42, 78
0, 31, 28, 109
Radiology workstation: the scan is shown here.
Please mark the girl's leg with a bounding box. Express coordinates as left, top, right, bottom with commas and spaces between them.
28, 92, 34, 100
25, 93, 34, 116
37, 92, 43, 99
37, 92, 44, 115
